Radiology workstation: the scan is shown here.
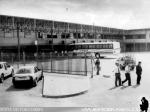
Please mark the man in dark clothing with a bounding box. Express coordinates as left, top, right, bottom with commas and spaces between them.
136, 61, 142, 85
95, 53, 100, 75
113, 63, 122, 87
140, 97, 149, 112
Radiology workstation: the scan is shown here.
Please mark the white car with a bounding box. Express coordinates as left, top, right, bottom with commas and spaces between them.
0, 62, 14, 83
12, 65, 43, 87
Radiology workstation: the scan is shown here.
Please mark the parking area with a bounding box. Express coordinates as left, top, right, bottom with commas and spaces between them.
0, 52, 149, 110
0, 75, 43, 107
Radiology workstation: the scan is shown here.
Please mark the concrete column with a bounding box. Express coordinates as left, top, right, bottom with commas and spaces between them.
123, 35, 126, 41
133, 41, 136, 52
122, 35, 126, 52
146, 43, 148, 51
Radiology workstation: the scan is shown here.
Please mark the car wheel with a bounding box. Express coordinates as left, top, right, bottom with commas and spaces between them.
33, 78, 37, 87
0, 74, 4, 83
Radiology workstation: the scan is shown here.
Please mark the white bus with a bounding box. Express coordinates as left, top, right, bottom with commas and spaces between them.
71, 42, 121, 58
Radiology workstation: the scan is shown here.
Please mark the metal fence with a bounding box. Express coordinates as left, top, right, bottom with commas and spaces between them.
0, 52, 94, 76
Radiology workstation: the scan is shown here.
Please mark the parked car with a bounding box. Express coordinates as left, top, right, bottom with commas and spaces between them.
0, 62, 14, 83
12, 65, 43, 87
116, 55, 136, 71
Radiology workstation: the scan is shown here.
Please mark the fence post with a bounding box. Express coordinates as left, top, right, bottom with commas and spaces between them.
50, 52, 53, 73
85, 52, 87, 76
0, 52, 2, 61
68, 53, 69, 74
23, 51, 25, 66
11, 53, 14, 65
90, 54, 94, 78
1, 52, 3, 61
42, 52, 44, 63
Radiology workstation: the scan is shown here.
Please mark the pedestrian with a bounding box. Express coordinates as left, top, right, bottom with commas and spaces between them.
140, 97, 149, 112
95, 53, 100, 75
136, 61, 142, 85
122, 63, 131, 86
113, 63, 122, 87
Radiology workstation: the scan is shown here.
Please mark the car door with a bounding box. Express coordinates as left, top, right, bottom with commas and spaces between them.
5, 63, 11, 75
34, 67, 39, 80
35, 67, 41, 80
0, 64, 5, 75
3, 63, 9, 76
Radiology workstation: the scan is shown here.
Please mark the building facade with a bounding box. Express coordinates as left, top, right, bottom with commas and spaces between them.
0, 15, 149, 53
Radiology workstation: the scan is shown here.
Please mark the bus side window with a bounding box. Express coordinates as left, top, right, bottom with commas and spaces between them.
91, 44, 94, 49
96, 44, 99, 49
82, 45, 88, 49
99, 44, 102, 49
108, 44, 111, 49
84, 45, 88, 49
106, 44, 108, 49
78, 45, 81, 49
89, 45, 92, 49
107, 44, 110, 49
92, 45, 95, 49
103, 44, 105, 49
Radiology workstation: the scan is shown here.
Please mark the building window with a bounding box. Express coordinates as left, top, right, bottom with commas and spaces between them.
125, 34, 146, 39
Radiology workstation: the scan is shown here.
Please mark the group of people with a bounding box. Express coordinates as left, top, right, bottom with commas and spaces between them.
93, 54, 149, 112
93, 53, 143, 87
114, 61, 142, 87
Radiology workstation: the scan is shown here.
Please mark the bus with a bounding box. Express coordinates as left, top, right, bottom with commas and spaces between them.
70, 42, 121, 58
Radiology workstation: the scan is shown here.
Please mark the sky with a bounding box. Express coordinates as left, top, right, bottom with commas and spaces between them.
0, 0, 150, 29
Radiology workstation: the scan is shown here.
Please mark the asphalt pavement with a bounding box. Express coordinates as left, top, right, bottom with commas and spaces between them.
0, 52, 149, 112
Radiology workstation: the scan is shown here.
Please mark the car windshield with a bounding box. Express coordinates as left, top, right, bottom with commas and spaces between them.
16, 68, 32, 74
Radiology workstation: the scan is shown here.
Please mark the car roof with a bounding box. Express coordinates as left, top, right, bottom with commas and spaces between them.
19, 65, 36, 69
0, 62, 6, 64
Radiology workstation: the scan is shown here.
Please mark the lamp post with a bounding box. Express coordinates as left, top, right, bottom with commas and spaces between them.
35, 39, 38, 66
17, 22, 20, 68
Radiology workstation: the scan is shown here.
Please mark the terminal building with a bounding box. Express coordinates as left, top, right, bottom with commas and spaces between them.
0, 15, 150, 53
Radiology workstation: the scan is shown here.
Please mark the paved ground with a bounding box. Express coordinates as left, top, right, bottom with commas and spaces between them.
43, 73, 90, 97
0, 52, 150, 112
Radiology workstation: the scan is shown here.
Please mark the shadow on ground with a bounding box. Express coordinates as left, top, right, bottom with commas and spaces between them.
120, 85, 130, 90
43, 91, 88, 99
132, 85, 140, 88
6, 85, 33, 92
109, 86, 118, 90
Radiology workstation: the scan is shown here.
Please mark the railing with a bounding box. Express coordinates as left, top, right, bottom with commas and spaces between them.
0, 52, 94, 76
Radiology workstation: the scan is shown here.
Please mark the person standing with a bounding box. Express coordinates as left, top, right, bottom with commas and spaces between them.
113, 63, 122, 87
136, 61, 142, 85
122, 63, 131, 86
95, 53, 100, 75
